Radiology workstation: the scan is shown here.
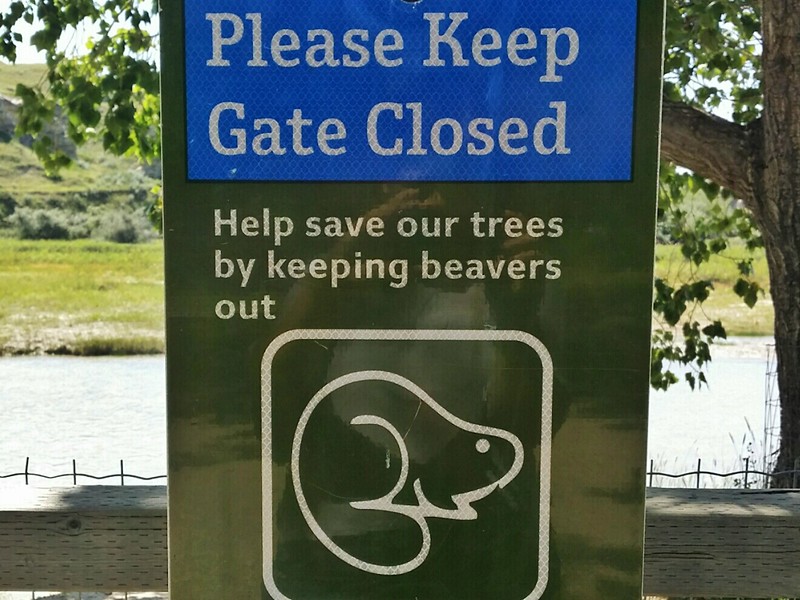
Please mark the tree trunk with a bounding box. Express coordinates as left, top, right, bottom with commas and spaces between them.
755, 0, 800, 487
763, 238, 800, 486
660, 1, 800, 487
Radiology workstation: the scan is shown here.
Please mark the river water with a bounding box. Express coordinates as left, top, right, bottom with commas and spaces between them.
0, 337, 776, 488
0, 356, 167, 485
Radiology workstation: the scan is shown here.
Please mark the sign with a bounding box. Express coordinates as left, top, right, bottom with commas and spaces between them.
183, 0, 637, 181
262, 329, 552, 598
162, 1, 664, 599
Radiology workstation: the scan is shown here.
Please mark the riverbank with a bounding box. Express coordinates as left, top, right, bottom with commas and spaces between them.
0, 239, 164, 356
0, 239, 774, 356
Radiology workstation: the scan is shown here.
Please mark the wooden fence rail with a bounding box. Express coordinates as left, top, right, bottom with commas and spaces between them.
0, 487, 798, 598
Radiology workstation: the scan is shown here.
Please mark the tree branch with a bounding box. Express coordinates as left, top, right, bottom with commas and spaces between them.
661, 98, 758, 204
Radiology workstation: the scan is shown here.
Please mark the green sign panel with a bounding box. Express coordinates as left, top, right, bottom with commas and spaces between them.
162, 1, 664, 599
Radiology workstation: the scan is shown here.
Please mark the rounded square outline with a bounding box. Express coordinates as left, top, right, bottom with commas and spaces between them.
262, 329, 552, 600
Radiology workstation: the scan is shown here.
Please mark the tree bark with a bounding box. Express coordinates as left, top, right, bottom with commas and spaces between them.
660, 0, 800, 487
756, 0, 800, 487
660, 99, 758, 206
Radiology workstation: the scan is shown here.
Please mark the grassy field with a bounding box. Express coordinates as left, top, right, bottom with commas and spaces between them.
0, 237, 773, 356
0, 238, 164, 355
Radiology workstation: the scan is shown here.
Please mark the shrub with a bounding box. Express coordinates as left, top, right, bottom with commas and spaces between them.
92, 209, 155, 244
0, 193, 14, 221
10, 207, 88, 240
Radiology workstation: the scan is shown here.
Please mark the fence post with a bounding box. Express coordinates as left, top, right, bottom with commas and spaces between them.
744, 457, 750, 489
794, 457, 800, 488
696, 458, 702, 489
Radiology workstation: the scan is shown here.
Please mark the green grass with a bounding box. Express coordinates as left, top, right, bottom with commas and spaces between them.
0, 238, 164, 355
654, 244, 773, 336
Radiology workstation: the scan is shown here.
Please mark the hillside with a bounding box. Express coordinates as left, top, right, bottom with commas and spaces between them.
0, 62, 46, 96
0, 63, 159, 241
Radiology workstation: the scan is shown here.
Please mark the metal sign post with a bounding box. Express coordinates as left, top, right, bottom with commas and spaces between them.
162, 1, 664, 598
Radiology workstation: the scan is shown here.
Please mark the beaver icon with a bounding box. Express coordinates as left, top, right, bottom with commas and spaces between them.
291, 369, 524, 576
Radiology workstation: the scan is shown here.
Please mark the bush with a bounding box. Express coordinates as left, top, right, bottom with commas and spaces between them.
8, 204, 157, 243
10, 207, 88, 240
92, 209, 155, 244
0, 193, 14, 221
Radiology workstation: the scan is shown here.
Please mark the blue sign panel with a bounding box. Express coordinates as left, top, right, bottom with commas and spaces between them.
184, 0, 638, 181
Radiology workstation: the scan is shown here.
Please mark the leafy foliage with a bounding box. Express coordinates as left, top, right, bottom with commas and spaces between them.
653, 1, 766, 390
664, 0, 762, 123
653, 161, 765, 389
0, 0, 160, 174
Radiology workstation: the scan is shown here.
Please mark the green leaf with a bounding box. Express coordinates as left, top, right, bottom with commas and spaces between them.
733, 278, 761, 308
685, 371, 697, 391
702, 320, 727, 340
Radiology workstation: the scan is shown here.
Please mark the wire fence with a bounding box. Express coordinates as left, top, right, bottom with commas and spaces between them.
1, 456, 799, 488
0, 458, 166, 486
647, 456, 800, 489
0, 594, 163, 600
